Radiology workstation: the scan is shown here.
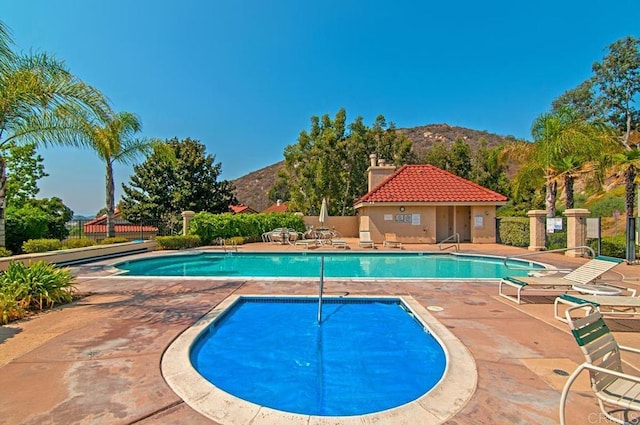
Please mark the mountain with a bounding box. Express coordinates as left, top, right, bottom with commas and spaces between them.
231, 124, 523, 211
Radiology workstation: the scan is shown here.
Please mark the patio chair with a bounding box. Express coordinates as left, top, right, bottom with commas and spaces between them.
559, 304, 640, 425
554, 289, 640, 323
359, 230, 375, 248
383, 233, 402, 249
498, 255, 624, 304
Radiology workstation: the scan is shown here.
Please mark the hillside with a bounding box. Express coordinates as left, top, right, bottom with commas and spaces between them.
231, 124, 523, 211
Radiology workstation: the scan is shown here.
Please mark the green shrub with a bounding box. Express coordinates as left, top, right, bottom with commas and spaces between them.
155, 235, 201, 250
189, 212, 305, 245
547, 231, 567, 250
587, 196, 625, 218
498, 217, 529, 247
5, 204, 49, 253
0, 247, 12, 257
22, 238, 62, 253
0, 261, 75, 314
588, 236, 636, 259
63, 238, 95, 249
100, 237, 129, 245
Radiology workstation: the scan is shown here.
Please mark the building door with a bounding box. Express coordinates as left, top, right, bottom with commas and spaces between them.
455, 206, 471, 242
436, 206, 454, 242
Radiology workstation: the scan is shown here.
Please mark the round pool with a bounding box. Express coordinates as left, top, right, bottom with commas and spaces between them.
190, 297, 446, 416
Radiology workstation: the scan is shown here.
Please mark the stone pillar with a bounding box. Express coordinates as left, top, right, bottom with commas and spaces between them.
181, 211, 195, 236
527, 210, 547, 251
564, 208, 590, 257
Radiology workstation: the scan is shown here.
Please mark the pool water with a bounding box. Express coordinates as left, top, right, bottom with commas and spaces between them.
116, 252, 539, 278
190, 297, 446, 416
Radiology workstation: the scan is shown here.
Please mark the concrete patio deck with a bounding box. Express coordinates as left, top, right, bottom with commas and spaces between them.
1, 241, 639, 424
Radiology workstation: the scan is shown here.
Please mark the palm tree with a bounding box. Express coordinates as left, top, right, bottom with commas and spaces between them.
70, 110, 163, 238
0, 21, 109, 247
611, 148, 640, 218
530, 107, 615, 217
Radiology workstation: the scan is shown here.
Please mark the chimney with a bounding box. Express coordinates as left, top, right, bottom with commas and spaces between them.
369, 153, 377, 167
367, 153, 396, 192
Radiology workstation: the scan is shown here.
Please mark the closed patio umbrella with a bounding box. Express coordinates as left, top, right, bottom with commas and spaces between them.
319, 198, 328, 225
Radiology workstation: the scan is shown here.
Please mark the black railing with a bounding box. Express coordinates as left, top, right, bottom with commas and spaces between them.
65, 218, 169, 243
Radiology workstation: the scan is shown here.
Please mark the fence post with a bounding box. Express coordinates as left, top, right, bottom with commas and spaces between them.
527, 210, 546, 251
564, 209, 590, 257
181, 211, 195, 236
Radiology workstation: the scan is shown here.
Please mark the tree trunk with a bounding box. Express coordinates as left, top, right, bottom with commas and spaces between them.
546, 180, 557, 218
565, 175, 574, 209
106, 161, 115, 238
625, 165, 636, 217
0, 153, 6, 248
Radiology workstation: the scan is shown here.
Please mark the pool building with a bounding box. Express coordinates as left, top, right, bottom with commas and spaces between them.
354, 154, 507, 244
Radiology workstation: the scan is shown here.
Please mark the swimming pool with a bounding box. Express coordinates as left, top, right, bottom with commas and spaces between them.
190, 297, 447, 416
115, 252, 542, 279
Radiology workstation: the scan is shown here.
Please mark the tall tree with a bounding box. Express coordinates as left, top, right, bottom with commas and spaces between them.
65, 110, 163, 237
5, 142, 47, 206
449, 138, 472, 179
553, 37, 640, 215
592, 36, 640, 149
120, 138, 236, 233
514, 108, 615, 217
0, 21, 109, 246
278, 108, 412, 216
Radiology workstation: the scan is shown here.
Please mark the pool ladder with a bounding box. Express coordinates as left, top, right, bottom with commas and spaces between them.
439, 233, 460, 252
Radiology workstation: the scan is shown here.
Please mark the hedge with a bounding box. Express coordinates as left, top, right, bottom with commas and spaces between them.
497, 217, 529, 247
189, 212, 305, 245
589, 236, 638, 259
22, 238, 62, 253
155, 235, 201, 250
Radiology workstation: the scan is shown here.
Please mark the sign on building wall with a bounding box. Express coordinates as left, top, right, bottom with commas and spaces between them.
411, 214, 420, 225
474, 215, 483, 228
546, 218, 563, 233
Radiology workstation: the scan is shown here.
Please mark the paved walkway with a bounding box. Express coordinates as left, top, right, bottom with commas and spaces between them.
1, 242, 639, 424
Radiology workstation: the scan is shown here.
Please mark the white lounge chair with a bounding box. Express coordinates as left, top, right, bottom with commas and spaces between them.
560, 304, 640, 424
498, 255, 624, 304
554, 289, 640, 323
359, 230, 374, 248
383, 233, 402, 249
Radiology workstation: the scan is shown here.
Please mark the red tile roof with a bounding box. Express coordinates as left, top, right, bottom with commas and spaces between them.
83, 209, 158, 234
84, 224, 158, 234
262, 202, 288, 213
355, 164, 507, 204
229, 204, 257, 214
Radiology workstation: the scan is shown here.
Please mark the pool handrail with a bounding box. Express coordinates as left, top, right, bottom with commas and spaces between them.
503, 246, 595, 272
439, 233, 460, 252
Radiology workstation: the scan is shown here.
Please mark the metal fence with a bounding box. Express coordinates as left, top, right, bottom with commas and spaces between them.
65, 218, 167, 243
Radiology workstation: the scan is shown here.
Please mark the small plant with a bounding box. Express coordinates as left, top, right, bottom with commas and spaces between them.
0, 261, 75, 321
100, 237, 129, 245
22, 238, 62, 253
63, 238, 95, 249
0, 247, 12, 257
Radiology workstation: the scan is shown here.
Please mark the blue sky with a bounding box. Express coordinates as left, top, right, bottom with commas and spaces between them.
3, 1, 639, 216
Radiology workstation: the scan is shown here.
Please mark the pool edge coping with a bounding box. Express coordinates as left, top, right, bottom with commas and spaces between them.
160, 294, 478, 425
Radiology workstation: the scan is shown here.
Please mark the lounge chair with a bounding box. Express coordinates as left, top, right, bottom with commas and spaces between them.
554, 289, 640, 323
359, 231, 375, 248
383, 233, 402, 249
295, 239, 318, 249
498, 255, 624, 304
559, 304, 640, 425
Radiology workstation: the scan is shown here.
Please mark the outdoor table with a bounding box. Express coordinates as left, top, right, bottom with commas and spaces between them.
571, 284, 622, 296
